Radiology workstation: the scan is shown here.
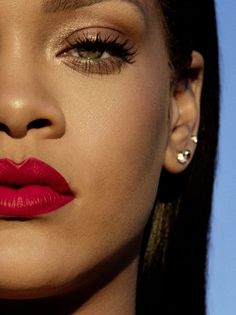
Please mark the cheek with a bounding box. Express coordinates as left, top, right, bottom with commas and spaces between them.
57, 58, 170, 240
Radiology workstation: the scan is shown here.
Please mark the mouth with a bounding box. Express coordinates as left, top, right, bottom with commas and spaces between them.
0, 158, 75, 218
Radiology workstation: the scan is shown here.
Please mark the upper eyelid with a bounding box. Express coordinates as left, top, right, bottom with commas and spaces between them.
56, 28, 136, 52
58, 27, 126, 45
44, 6, 147, 56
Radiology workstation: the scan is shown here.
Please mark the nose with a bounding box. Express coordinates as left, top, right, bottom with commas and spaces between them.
0, 91, 66, 139
0, 61, 65, 140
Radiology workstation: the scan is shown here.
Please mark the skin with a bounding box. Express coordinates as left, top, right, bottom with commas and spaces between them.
0, 0, 204, 314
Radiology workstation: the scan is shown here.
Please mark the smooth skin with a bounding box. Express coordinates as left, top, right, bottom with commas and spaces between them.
0, 0, 203, 314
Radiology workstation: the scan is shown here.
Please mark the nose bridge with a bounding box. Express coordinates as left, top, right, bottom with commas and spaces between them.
0, 34, 66, 140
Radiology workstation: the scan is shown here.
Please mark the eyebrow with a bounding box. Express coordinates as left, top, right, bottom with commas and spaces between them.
42, 0, 148, 27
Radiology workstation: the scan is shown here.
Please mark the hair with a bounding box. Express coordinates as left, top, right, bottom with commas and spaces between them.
136, 1, 220, 314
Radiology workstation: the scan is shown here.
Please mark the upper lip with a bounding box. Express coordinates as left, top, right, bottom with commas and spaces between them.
0, 157, 74, 195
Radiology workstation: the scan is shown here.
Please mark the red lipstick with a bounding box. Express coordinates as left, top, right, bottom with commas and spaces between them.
0, 157, 75, 217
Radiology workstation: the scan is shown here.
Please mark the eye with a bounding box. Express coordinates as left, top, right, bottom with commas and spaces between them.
70, 47, 110, 60
58, 31, 137, 75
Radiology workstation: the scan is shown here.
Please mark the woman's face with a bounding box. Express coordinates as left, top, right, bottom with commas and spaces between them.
0, 0, 171, 298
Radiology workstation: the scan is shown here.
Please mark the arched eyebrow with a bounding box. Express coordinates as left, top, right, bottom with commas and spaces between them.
42, 0, 148, 27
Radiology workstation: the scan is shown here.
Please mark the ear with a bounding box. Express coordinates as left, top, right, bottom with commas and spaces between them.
163, 51, 204, 173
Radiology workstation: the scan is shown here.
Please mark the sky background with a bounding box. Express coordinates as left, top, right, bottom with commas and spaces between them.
207, 1, 236, 314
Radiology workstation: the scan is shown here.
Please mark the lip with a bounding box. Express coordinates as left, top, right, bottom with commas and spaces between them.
0, 157, 75, 217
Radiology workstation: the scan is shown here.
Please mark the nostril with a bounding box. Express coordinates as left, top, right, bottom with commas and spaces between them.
27, 119, 52, 130
0, 123, 10, 134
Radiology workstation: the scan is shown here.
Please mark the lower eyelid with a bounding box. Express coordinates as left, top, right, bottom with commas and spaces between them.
59, 54, 127, 75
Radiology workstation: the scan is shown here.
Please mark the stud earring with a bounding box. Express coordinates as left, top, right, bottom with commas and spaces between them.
177, 149, 192, 164
191, 135, 198, 144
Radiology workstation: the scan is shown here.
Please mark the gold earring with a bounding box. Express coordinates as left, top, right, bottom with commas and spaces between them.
191, 135, 198, 144
177, 150, 192, 164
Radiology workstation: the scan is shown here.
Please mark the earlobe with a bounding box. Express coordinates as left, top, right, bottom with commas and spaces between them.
163, 51, 204, 173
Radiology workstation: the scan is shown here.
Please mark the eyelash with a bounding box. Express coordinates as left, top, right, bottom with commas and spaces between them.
58, 32, 137, 75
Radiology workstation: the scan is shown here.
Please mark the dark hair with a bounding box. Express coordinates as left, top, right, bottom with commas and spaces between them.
136, 1, 220, 315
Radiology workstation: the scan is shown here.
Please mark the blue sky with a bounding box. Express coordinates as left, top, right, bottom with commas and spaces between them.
207, 1, 236, 314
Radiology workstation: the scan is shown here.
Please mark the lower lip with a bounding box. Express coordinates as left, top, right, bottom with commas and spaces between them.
0, 185, 74, 217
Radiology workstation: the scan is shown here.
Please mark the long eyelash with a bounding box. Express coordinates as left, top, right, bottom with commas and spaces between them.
72, 32, 136, 64
58, 31, 137, 75
61, 32, 137, 64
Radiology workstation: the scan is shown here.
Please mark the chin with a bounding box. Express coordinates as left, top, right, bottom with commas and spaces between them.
0, 243, 72, 300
